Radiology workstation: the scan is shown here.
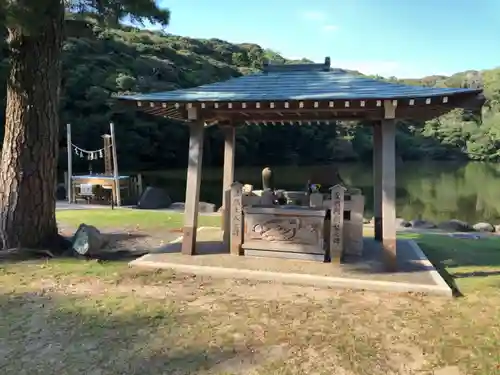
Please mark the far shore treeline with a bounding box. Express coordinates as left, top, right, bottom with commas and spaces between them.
1, 19, 498, 174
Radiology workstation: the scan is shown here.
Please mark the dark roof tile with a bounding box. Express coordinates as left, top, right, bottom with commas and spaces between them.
119, 67, 480, 102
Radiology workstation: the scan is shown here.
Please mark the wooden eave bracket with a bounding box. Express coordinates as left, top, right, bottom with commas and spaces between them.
383, 100, 398, 119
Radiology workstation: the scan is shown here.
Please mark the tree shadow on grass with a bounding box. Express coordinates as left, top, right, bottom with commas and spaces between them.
410, 233, 500, 296
430, 262, 463, 298
452, 270, 500, 278
153, 240, 227, 255
413, 233, 500, 269
99, 232, 152, 260
0, 231, 156, 264
0, 291, 245, 375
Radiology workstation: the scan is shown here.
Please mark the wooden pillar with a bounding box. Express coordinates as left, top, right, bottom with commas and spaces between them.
137, 173, 143, 197
102, 135, 113, 175
222, 126, 236, 208
66, 124, 72, 203
381, 100, 397, 271
181, 114, 204, 255
373, 121, 383, 241
109, 123, 121, 207
221, 125, 235, 250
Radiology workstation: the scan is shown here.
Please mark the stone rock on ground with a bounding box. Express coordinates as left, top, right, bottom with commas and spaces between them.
170, 201, 216, 213
137, 186, 172, 209
473, 222, 495, 232
397, 218, 412, 228
199, 202, 216, 213
410, 219, 436, 229
72, 223, 106, 257
56, 183, 67, 200
169, 202, 185, 211
437, 219, 473, 232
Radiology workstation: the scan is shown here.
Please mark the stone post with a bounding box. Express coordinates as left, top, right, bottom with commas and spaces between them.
330, 184, 346, 264
230, 182, 244, 256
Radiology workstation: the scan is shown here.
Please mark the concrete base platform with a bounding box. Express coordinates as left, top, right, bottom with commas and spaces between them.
130, 227, 452, 297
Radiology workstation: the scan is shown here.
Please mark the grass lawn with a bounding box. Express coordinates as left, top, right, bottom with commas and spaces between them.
56, 209, 222, 230
400, 232, 500, 294
0, 210, 499, 374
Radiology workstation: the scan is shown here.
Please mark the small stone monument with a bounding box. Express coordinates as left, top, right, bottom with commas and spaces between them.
242, 184, 253, 195
309, 192, 323, 208
262, 167, 274, 190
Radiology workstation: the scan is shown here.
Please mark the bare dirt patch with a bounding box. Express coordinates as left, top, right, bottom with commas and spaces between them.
58, 221, 182, 254
1, 260, 499, 374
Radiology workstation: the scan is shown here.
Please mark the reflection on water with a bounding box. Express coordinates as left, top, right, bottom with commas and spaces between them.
143, 162, 500, 224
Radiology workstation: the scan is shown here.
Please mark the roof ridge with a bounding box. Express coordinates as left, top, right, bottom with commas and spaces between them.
263, 57, 331, 73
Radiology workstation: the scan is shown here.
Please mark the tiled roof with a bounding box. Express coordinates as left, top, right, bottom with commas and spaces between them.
118, 61, 480, 103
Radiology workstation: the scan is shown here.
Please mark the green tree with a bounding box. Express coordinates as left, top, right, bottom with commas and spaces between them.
0, 1, 169, 249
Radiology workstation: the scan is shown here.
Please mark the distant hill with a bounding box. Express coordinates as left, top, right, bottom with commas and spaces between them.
1, 22, 499, 171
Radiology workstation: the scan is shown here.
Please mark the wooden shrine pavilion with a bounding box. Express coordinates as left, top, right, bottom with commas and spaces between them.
118, 57, 484, 271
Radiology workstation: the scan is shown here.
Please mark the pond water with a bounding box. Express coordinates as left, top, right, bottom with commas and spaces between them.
141, 162, 500, 225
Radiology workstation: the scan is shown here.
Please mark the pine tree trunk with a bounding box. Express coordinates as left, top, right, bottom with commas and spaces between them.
0, 3, 64, 249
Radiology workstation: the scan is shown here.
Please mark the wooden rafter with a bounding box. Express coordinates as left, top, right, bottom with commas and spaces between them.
122, 92, 483, 124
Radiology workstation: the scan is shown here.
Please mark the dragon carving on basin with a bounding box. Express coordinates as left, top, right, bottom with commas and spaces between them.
251, 218, 319, 243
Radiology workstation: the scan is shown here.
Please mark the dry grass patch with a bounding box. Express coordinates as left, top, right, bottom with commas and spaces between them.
1, 260, 500, 375
2, 211, 495, 373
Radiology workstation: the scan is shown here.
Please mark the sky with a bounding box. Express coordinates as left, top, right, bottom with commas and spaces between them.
153, 0, 500, 78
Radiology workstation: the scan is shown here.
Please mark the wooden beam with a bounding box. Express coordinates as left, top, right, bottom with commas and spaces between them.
236, 114, 379, 122
129, 93, 480, 114
204, 120, 219, 127
383, 100, 397, 119
137, 105, 457, 123
214, 107, 373, 115
181, 114, 205, 255
131, 92, 483, 123
373, 121, 382, 241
